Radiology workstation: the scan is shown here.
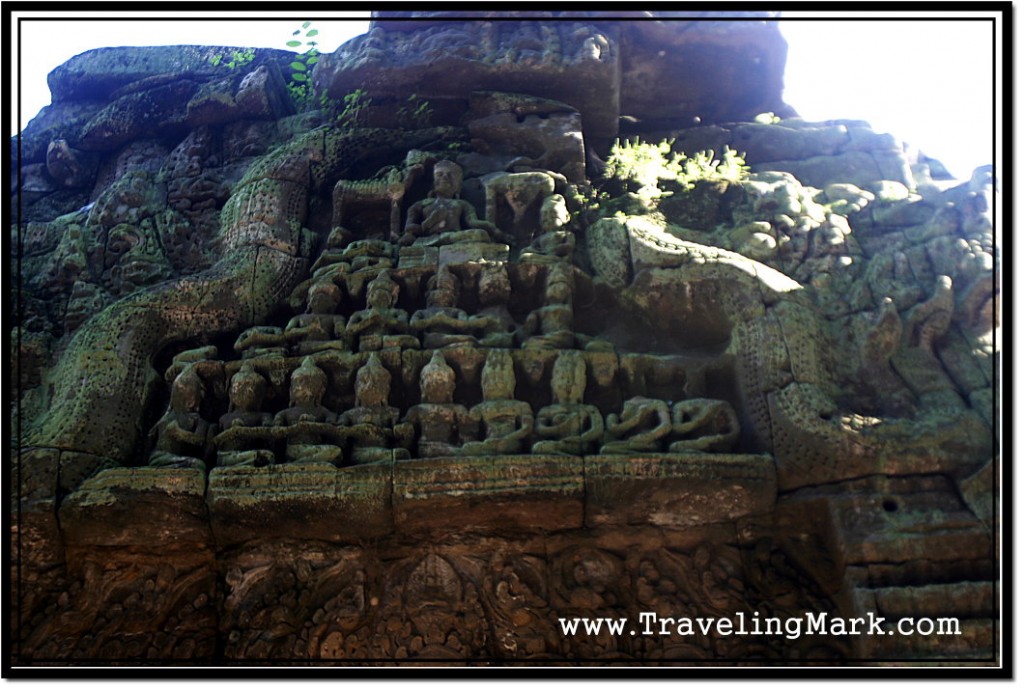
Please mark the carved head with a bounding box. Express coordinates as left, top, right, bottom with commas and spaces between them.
420, 350, 456, 404
431, 160, 463, 199
480, 349, 516, 401
540, 194, 570, 232
544, 262, 573, 303
228, 363, 266, 412
325, 225, 350, 249
355, 353, 391, 408
551, 350, 586, 404
366, 269, 399, 310
477, 262, 511, 306
170, 365, 205, 413
307, 281, 342, 314
290, 357, 328, 407
427, 265, 460, 308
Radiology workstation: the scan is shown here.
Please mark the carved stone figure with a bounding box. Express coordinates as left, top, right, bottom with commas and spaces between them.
532, 350, 603, 455
336, 353, 413, 464
483, 171, 556, 243
147, 365, 212, 470
520, 193, 576, 263
233, 326, 288, 360
409, 265, 478, 349
345, 269, 418, 351
274, 357, 341, 465
472, 261, 518, 348
215, 363, 274, 467
462, 350, 534, 456
403, 351, 474, 458
667, 399, 740, 453
309, 225, 355, 279
398, 161, 511, 247
280, 281, 350, 356
600, 396, 673, 454
520, 262, 576, 349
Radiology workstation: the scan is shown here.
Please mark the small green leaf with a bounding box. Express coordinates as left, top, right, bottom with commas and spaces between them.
286, 40, 302, 47
292, 73, 308, 82
302, 21, 311, 28
306, 56, 319, 65
293, 29, 301, 36
306, 29, 319, 37
290, 61, 307, 71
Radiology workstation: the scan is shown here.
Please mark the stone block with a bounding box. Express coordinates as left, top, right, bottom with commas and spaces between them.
393, 455, 584, 533
398, 245, 439, 270
438, 241, 509, 267
58, 467, 211, 547
584, 453, 775, 527
207, 461, 393, 545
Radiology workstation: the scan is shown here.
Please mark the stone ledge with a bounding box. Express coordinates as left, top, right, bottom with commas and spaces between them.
393, 454, 584, 533
206, 461, 393, 545
584, 453, 776, 527
57, 467, 211, 547
54, 454, 779, 549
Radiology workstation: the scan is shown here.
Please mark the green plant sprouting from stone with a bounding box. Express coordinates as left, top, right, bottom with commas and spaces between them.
678, 146, 749, 188
283, 21, 373, 127
397, 94, 433, 128
286, 21, 321, 109
595, 138, 749, 215
317, 88, 372, 128
208, 48, 256, 70
603, 138, 684, 202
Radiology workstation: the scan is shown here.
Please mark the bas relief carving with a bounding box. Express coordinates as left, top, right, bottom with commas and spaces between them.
12, 15, 996, 666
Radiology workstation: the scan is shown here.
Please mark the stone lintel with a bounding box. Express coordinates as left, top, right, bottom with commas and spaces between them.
57, 467, 211, 548
206, 461, 393, 546
393, 454, 584, 533
584, 453, 776, 528
55, 455, 779, 550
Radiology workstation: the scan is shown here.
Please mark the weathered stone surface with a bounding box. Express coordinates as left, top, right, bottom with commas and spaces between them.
11, 14, 997, 668
316, 19, 622, 138
619, 20, 791, 127
47, 45, 295, 103
57, 467, 211, 547
393, 455, 584, 533
207, 463, 393, 545
584, 453, 775, 527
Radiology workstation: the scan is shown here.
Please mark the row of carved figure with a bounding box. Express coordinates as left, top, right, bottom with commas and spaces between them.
149, 349, 739, 469
237, 260, 604, 358
330, 159, 576, 259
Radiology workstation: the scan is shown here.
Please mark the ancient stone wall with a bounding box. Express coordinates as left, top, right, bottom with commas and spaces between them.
10, 14, 996, 667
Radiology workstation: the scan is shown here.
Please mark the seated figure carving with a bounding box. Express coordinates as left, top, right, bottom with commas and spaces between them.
345, 269, 418, 352
462, 350, 534, 456
336, 353, 413, 465
215, 363, 275, 467
471, 261, 518, 348
409, 265, 479, 349
667, 399, 741, 453
283, 281, 350, 356
600, 396, 673, 454
274, 357, 342, 466
397, 161, 511, 247
310, 225, 354, 280
532, 350, 603, 455
233, 326, 288, 360
403, 350, 474, 458
519, 193, 576, 263
148, 365, 212, 470
520, 262, 576, 349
